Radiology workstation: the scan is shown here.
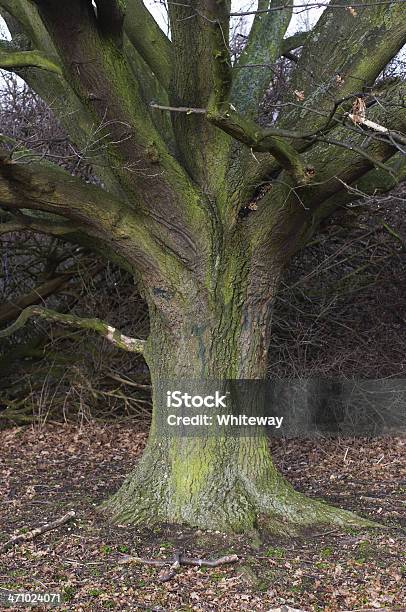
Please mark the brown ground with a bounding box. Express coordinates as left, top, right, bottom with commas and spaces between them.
0, 424, 405, 611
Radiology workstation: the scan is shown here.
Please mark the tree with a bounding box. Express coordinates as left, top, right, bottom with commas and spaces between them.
0, 0, 405, 533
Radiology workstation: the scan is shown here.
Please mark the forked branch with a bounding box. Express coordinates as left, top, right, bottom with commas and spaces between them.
231, 0, 293, 114
0, 306, 146, 354
206, 102, 309, 184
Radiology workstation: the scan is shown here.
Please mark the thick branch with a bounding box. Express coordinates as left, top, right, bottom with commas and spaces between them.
246, 82, 406, 258
122, 35, 175, 148
281, 31, 308, 56
167, 0, 233, 188
28, 0, 206, 261
0, 306, 146, 354
0, 148, 125, 226
0, 47, 61, 73
231, 0, 292, 115
280, 0, 406, 135
95, 0, 125, 39
169, 0, 231, 109
0, 2, 125, 196
242, 78, 406, 202
124, 0, 172, 90
206, 102, 309, 184
280, 99, 406, 246
0, 213, 135, 274
304, 81, 406, 203
0, 215, 81, 237
0, 148, 173, 277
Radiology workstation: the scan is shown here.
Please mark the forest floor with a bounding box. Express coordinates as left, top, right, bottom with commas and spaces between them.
0, 423, 405, 611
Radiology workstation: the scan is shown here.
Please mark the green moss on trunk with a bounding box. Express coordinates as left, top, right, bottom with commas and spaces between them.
103, 428, 373, 533
103, 290, 374, 534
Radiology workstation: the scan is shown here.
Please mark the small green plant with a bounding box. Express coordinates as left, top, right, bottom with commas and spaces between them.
345, 527, 358, 536
63, 586, 76, 602
315, 561, 329, 570
354, 540, 373, 563
89, 588, 102, 597
54, 574, 69, 583
118, 545, 129, 553
3, 583, 22, 590
265, 546, 285, 559
100, 544, 113, 555
256, 580, 270, 592
320, 546, 333, 559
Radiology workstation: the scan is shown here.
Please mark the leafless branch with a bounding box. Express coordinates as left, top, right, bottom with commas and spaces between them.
0, 306, 146, 354
0, 511, 76, 553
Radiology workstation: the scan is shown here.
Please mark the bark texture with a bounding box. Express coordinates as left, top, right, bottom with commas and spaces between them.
104, 287, 372, 532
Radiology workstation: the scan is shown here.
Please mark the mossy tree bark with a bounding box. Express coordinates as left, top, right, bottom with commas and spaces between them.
0, 0, 404, 532
105, 272, 372, 532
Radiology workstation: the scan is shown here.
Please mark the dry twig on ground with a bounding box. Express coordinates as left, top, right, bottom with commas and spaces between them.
0, 510, 76, 553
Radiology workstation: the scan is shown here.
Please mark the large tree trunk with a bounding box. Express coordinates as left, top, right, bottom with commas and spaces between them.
103, 268, 372, 533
